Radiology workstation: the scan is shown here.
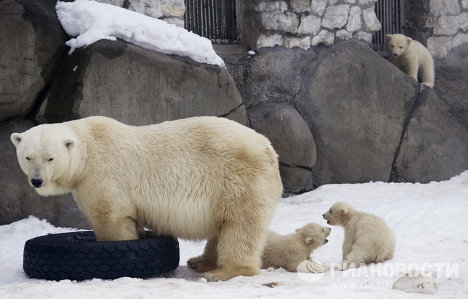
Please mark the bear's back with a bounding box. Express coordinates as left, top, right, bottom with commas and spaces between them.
68, 116, 282, 239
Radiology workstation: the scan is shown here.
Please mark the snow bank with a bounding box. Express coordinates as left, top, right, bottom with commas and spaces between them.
1, 171, 467, 298
55, 0, 225, 67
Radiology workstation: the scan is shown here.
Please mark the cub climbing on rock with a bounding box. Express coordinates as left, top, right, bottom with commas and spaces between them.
323, 202, 395, 270
386, 33, 435, 88
11, 116, 283, 281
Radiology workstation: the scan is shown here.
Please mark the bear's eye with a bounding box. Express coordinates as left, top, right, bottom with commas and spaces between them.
391, 45, 394, 48
48, 158, 54, 162
329, 210, 332, 214
399, 46, 402, 48
26, 156, 31, 161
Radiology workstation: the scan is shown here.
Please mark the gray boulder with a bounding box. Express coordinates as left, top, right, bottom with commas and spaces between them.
434, 44, 468, 126
295, 40, 419, 185
391, 87, 468, 183
0, 0, 67, 121
226, 47, 318, 108
248, 103, 316, 195
0, 119, 89, 228
38, 40, 247, 126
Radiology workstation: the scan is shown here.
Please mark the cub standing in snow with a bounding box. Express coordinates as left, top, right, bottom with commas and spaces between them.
261, 223, 330, 273
323, 202, 395, 270
386, 33, 435, 88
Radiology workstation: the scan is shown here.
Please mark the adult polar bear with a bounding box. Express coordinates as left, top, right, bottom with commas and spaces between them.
11, 116, 283, 281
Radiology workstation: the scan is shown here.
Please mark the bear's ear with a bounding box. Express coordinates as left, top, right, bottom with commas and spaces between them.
406, 37, 412, 43
11, 133, 22, 148
385, 34, 392, 41
64, 139, 75, 149
295, 228, 301, 233
338, 206, 349, 216
304, 236, 314, 244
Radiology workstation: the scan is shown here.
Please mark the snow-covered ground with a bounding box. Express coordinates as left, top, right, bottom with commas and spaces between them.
56, 0, 225, 66
1, 171, 467, 298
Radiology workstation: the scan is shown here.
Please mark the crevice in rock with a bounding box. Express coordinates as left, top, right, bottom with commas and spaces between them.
25, 47, 69, 123
389, 85, 427, 182
24, 81, 53, 124
279, 161, 312, 172
218, 102, 245, 118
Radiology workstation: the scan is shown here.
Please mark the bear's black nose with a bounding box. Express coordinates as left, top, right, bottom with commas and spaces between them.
393, 53, 398, 56
31, 179, 43, 188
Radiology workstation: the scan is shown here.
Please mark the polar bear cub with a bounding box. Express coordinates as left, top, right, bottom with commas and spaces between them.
386, 34, 434, 88
261, 223, 330, 272
11, 116, 283, 281
323, 202, 395, 270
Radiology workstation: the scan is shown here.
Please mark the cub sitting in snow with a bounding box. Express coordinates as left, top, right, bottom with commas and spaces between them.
323, 202, 395, 270
261, 223, 330, 272
386, 33, 434, 88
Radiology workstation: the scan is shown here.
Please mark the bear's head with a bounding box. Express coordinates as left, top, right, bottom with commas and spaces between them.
386, 34, 411, 57
10, 124, 78, 196
322, 201, 356, 226
295, 223, 331, 249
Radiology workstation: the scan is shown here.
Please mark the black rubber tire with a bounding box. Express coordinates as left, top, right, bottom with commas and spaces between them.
23, 231, 179, 281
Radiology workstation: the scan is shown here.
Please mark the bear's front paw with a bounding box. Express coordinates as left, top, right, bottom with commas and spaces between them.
333, 263, 344, 271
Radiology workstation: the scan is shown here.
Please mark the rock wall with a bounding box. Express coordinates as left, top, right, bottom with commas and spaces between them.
406, 0, 468, 59
97, 0, 185, 27
0, 0, 246, 228
1, 0, 467, 228
225, 40, 468, 186
243, 0, 381, 50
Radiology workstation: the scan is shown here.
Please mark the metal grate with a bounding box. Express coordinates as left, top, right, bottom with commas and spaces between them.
185, 0, 238, 44
372, 0, 405, 56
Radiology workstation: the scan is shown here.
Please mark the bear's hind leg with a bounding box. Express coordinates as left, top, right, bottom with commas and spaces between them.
187, 238, 218, 273
204, 216, 267, 281
340, 247, 368, 270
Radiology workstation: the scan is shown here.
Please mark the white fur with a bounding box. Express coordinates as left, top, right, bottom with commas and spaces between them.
386, 34, 435, 88
11, 116, 283, 281
261, 223, 331, 272
323, 202, 395, 270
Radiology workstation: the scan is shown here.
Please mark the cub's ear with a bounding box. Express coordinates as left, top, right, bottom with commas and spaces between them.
11, 133, 22, 147
338, 206, 349, 216
64, 139, 75, 149
385, 34, 392, 41
304, 236, 313, 244
406, 37, 412, 43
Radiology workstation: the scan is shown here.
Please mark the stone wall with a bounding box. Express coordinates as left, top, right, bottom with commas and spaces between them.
243, 0, 381, 50
406, 0, 468, 59
0, 0, 245, 227
97, 0, 185, 27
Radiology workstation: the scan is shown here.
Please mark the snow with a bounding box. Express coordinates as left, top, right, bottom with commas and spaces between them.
55, 0, 225, 67
1, 171, 468, 298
